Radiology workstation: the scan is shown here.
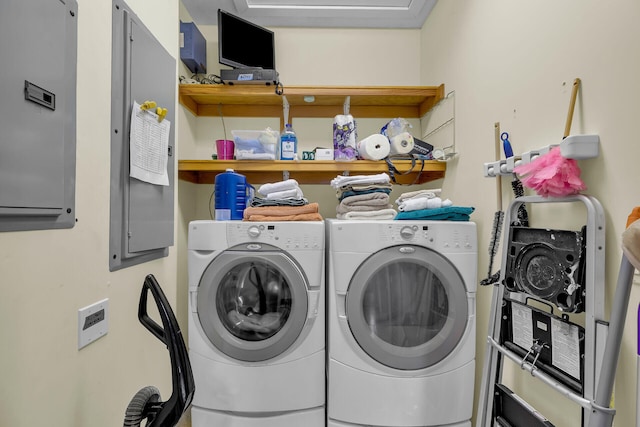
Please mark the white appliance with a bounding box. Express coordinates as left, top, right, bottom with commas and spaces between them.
188, 220, 325, 427
326, 219, 477, 427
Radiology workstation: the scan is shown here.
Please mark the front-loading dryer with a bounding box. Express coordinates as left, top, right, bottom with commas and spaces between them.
188, 220, 325, 427
326, 219, 477, 427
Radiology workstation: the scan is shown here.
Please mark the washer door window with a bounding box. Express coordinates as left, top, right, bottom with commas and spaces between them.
197, 246, 308, 362
346, 245, 468, 370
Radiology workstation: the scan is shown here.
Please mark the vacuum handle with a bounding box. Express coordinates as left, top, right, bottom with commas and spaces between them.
138, 275, 171, 346
135, 274, 195, 427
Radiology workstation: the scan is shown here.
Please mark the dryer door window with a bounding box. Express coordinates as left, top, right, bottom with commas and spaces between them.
197, 249, 309, 362
346, 245, 468, 370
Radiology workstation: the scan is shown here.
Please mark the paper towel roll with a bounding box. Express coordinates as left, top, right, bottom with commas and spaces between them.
356, 134, 391, 160
333, 114, 357, 149
389, 132, 414, 155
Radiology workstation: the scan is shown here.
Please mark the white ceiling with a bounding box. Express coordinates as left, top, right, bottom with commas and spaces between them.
181, 0, 437, 28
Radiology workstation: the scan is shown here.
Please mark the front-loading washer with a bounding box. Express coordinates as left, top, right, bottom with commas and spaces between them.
188, 220, 325, 427
326, 219, 477, 427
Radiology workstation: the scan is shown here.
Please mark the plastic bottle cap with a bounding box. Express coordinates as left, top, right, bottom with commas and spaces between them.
226, 168, 234, 172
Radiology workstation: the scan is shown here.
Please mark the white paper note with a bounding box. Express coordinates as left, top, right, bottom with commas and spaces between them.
511, 304, 534, 351
129, 101, 170, 186
551, 318, 581, 379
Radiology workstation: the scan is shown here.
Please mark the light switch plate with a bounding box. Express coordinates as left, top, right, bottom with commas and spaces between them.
78, 298, 109, 349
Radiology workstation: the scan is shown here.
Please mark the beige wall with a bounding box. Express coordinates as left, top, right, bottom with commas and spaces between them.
0, 1, 179, 426
179, 2, 640, 426
421, 1, 640, 426
3, 0, 638, 426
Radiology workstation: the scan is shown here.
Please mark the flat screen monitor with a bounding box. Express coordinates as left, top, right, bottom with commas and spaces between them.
218, 9, 275, 70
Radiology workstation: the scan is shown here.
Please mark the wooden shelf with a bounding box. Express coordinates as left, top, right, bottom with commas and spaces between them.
179, 84, 445, 121
178, 160, 446, 186
177, 84, 447, 186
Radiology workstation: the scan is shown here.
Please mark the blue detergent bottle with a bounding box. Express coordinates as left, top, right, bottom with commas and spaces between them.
279, 123, 297, 160
214, 169, 254, 220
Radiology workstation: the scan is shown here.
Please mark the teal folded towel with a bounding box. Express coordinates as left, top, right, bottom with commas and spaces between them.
395, 206, 475, 221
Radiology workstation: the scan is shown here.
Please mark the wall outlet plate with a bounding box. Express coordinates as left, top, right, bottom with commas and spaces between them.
78, 298, 109, 349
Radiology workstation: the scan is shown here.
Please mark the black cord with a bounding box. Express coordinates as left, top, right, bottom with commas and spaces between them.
384, 155, 424, 185
205, 74, 224, 84
183, 73, 223, 84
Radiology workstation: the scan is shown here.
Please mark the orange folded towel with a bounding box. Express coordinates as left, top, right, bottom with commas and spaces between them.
243, 203, 322, 221
245, 213, 324, 222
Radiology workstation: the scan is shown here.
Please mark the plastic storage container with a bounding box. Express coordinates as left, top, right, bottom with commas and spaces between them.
279, 123, 298, 160
214, 169, 254, 220
231, 129, 278, 160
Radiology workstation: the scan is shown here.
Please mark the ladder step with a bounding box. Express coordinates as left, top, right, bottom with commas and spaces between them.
494, 383, 555, 427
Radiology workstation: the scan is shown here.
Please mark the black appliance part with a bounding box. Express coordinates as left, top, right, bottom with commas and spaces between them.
123, 274, 195, 426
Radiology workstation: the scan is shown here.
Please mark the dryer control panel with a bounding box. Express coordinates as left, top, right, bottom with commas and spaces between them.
329, 220, 476, 254
390, 223, 476, 253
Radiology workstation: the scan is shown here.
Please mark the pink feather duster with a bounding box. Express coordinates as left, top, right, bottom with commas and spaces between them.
513, 146, 586, 197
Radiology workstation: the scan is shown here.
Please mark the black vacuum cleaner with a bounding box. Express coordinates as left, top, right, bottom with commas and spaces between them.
123, 274, 195, 427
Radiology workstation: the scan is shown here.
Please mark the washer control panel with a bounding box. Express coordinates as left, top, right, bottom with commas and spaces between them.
226, 222, 323, 250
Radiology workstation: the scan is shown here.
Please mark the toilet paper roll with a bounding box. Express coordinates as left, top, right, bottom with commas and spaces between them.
356, 134, 391, 160
389, 132, 414, 155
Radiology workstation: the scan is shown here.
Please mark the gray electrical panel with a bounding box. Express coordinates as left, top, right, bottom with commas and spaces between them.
0, 0, 78, 231
110, 0, 176, 271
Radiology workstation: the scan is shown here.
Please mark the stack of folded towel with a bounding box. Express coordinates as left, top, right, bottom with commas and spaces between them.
256, 179, 304, 201
244, 179, 323, 221
396, 189, 448, 211
330, 172, 397, 220
394, 189, 474, 221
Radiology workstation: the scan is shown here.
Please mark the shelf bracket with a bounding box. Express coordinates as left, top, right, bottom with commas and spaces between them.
282, 170, 290, 181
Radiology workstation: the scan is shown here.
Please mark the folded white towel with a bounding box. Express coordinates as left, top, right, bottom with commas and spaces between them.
330, 173, 390, 189
337, 208, 398, 220
259, 179, 300, 196
398, 197, 453, 212
395, 189, 441, 204
344, 183, 393, 192
266, 188, 304, 200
